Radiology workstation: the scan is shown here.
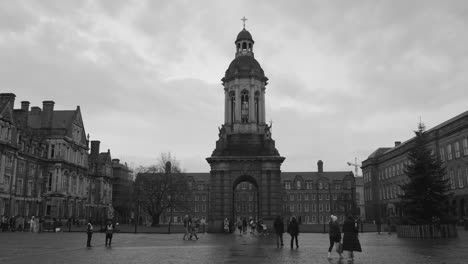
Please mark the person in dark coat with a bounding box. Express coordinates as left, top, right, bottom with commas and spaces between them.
328, 215, 343, 259
86, 220, 93, 248
342, 214, 362, 262
273, 215, 285, 248
287, 216, 299, 249
105, 221, 114, 247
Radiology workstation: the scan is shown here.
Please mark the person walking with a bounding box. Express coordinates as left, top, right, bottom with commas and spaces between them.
183, 215, 190, 240
105, 221, 114, 247
236, 217, 243, 235
242, 217, 247, 234
287, 216, 299, 249
189, 217, 199, 240
223, 217, 230, 233
86, 220, 93, 248
273, 215, 284, 248
342, 214, 362, 262
328, 215, 343, 259
29, 216, 36, 233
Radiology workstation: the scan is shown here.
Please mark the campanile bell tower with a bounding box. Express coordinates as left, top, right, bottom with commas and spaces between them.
206, 21, 285, 232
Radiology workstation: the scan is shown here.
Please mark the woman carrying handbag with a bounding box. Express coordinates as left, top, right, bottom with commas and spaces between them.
328, 215, 343, 259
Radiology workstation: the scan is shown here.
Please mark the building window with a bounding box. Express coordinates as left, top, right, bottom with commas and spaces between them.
296, 180, 301, 189
463, 138, 468, 156
449, 170, 455, 189
27, 181, 33, 196
197, 184, 204, 191
333, 193, 337, 200
457, 168, 464, 188
318, 182, 323, 189
312, 215, 316, 223
289, 194, 294, 201
297, 203, 302, 212
326, 203, 330, 212
17, 179, 23, 195
319, 204, 323, 212
284, 182, 291, 190
440, 147, 446, 162
325, 194, 329, 200
311, 204, 316, 212
304, 204, 309, 212
447, 144, 453, 160
318, 194, 322, 200
306, 181, 313, 189
195, 195, 199, 201
304, 194, 309, 200
202, 203, 206, 212
289, 204, 294, 212
319, 215, 323, 223
454, 142, 460, 159
297, 193, 302, 201
202, 194, 206, 201
335, 183, 341, 190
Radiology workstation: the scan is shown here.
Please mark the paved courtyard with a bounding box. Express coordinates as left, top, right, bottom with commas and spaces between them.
0, 229, 467, 264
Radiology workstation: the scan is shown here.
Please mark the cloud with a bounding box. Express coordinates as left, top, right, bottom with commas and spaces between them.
1, 0, 467, 175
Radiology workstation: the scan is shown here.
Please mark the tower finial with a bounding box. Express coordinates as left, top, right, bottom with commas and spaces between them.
241, 16, 248, 29
418, 116, 425, 132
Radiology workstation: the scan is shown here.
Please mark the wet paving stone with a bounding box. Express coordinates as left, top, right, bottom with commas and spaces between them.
0, 229, 467, 264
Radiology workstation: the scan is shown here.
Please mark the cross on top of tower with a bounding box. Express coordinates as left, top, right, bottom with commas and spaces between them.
241, 16, 248, 29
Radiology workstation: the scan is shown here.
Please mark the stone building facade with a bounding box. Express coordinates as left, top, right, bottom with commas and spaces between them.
362, 111, 468, 222
0, 93, 125, 224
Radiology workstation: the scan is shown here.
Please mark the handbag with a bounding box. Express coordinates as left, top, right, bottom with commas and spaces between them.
336, 242, 343, 254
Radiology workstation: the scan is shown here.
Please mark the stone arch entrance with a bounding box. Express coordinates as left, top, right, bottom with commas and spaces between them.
232, 175, 260, 224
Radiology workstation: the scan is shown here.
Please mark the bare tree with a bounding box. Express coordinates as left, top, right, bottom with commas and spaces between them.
135, 153, 190, 227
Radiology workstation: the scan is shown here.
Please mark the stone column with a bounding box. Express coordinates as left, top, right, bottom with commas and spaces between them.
261, 88, 266, 124
225, 90, 229, 124
249, 86, 255, 123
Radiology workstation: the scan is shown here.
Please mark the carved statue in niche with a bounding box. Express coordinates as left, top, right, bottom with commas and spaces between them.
241, 101, 249, 123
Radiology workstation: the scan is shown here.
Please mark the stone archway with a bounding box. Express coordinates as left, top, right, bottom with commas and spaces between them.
232, 175, 260, 224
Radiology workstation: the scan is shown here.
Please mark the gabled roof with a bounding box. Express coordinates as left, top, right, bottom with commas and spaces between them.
183, 173, 210, 182
0, 101, 14, 123
97, 152, 112, 164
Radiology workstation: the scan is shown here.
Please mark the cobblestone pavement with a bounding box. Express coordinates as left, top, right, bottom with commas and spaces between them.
0, 229, 467, 264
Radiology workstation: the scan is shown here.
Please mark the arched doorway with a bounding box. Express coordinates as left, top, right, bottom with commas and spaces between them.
232, 175, 260, 227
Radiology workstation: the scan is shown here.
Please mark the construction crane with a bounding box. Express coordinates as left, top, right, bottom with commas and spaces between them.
347, 157, 360, 177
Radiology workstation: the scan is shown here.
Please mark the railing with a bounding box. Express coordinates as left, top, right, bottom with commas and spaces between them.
397, 224, 457, 239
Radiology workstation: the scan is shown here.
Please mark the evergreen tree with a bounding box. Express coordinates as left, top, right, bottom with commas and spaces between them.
399, 123, 452, 224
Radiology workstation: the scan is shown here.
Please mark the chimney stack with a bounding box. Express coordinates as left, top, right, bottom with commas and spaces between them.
395, 141, 401, 147
0, 93, 16, 109
30, 106, 41, 115
21, 101, 30, 111
41, 100, 55, 128
317, 160, 323, 173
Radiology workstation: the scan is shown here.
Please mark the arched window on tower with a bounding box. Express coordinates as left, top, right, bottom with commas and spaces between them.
254, 91, 260, 124
248, 43, 252, 51
242, 42, 247, 51
237, 43, 240, 52
241, 90, 249, 123
230, 91, 236, 124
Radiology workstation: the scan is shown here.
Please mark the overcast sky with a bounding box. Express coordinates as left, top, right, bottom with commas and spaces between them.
2, 0, 467, 175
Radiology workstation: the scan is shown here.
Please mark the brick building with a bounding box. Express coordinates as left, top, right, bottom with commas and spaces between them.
362, 111, 468, 222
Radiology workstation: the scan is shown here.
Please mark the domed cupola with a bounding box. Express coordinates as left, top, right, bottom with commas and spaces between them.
222, 24, 268, 84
